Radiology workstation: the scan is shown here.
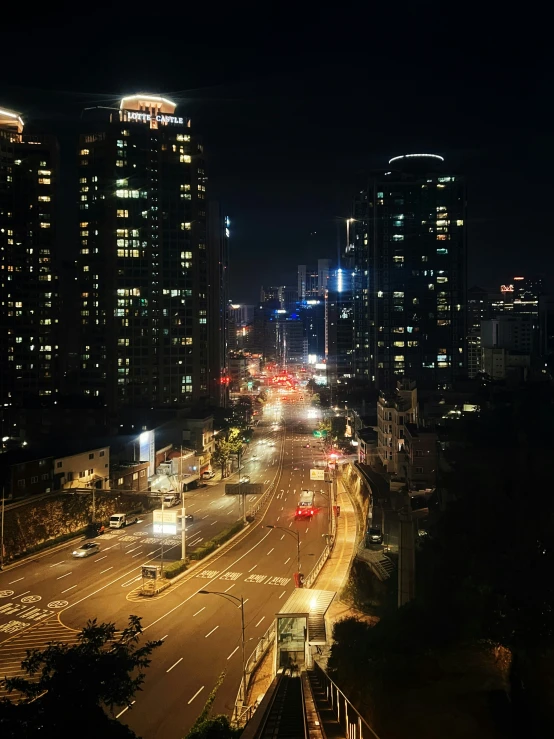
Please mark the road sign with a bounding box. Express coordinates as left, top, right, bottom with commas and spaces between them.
310, 469, 325, 481
312, 430, 327, 438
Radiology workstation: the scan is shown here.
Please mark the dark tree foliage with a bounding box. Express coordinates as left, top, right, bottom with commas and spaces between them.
0, 615, 162, 738
329, 384, 554, 737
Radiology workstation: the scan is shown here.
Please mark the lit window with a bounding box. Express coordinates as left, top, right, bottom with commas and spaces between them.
456, 220, 464, 226
80, 149, 89, 155
377, 291, 384, 298
117, 209, 128, 218
38, 178, 51, 184
40, 223, 51, 229
392, 234, 404, 241
38, 195, 51, 202
180, 155, 191, 163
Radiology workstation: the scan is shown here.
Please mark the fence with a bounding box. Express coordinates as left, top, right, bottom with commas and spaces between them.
312, 660, 382, 739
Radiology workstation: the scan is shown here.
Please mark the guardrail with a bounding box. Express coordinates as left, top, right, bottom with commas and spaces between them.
312, 660, 382, 739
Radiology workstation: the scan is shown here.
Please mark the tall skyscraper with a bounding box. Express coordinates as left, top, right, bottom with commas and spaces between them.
366, 154, 467, 390
0, 107, 59, 412
77, 93, 213, 412
207, 203, 229, 406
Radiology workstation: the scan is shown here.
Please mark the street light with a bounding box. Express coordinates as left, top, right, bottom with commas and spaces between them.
199, 590, 247, 706
266, 525, 300, 574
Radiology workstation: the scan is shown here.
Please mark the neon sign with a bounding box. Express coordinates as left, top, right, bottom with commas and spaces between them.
500, 284, 514, 293
126, 111, 184, 125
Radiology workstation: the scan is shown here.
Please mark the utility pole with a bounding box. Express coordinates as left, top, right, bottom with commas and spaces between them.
1, 486, 5, 570
160, 496, 165, 574
181, 491, 186, 562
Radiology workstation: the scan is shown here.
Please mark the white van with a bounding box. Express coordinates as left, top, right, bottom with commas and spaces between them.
163, 494, 179, 507
109, 513, 127, 529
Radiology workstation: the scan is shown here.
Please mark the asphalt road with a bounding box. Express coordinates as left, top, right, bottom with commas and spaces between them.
0, 393, 332, 738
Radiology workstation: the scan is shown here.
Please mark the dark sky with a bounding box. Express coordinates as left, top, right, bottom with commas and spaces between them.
2, 4, 551, 302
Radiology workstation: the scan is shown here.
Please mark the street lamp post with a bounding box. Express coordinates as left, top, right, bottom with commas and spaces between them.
266, 525, 300, 575
199, 590, 246, 705
181, 491, 186, 562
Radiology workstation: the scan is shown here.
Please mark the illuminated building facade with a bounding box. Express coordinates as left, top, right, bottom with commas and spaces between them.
0, 107, 59, 409
368, 155, 467, 390
77, 94, 212, 411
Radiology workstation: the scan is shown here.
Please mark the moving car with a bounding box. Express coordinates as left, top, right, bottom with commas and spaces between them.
295, 490, 315, 518
240, 475, 251, 483
366, 527, 383, 545
73, 542, 100, 558
251, 454, 258, 460
202, 471, 215, 480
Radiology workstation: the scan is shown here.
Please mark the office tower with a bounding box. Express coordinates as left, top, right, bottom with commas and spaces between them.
77, 93, 211, 412
326, 268, 355, 385
282, 285, 298, 311
260, 285, 284, 309
467, 286, 491, 378
481, 315, 534, 380
368, 154, 467, 390
296, 299, 325, 361
317, 258, 331, 296
350, 191, 371, 382
0, 107, 59, 412
297, 264, 319, 300
207, 203, 229, 406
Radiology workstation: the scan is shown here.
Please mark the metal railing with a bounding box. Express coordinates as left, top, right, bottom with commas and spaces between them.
312, 661, 382, 739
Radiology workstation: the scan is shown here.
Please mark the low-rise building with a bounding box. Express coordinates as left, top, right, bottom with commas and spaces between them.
377, 379, 417, 473
111, 461, 150, 493
182, 415, 214, 474
8, 455, 54, 497
356, 427, 378, 465
401, 424, 437, 489
53, 446, 110, 490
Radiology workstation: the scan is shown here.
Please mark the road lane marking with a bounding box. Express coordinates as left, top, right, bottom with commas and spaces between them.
49, 561, 64, 567
161, 634, 168, 640
121, 576, 141, 587
279, 591, 287, 599
14, 590, 30, 598
205, 626, 219, 638
100, 567, 113, 574
116, 701, 135, 719
267, 548, 274, 555
8, 578, 24, 585
143, 530, 273, 631
248, 565, 257, 572
202, 515, 209, 519
61, 585, 78, 593
56, 573, 72, 580
94, 556, 107, 562
193, 607, 205, 617
224, 584, 235, 592
126, 546, 141, 554
227, 646, 239, 660
284, 557, 290, 564
166, 657, 183, 673
102, 544, 119, 551
210, 521, 217, 526
188, 686, 205, 705
132, 552, 143, 558
239, 598, 249, 607
255, 617, 265, 627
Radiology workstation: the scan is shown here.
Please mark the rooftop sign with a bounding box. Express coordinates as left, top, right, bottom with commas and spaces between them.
126, 111, 184, 125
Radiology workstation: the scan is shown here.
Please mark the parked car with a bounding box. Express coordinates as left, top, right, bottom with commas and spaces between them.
202, 471, 215, 480
366, 527, 383, 545
163, 494, 180, 507
73, 542, 100, 558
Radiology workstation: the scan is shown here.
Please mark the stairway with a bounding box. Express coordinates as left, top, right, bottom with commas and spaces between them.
307, 669, 346, 739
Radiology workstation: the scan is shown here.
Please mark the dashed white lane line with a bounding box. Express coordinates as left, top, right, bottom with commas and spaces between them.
132, 552, 143, 558
94, 556, 107, 562
267, 548, 274, 556
224, 584, 235, 592
161, 634, 168, 641
202, 515, 209, 519
255, 617, 265, 627
50, 561, 65, 567
280, 535, 285, 540
116, 701, 135, 718
193, 607, 205, 617
62, 584, 78, 593
15, 590, 30, 598
166, 657, 183, 673
227, 646, 239, 660
239, 598, 249, 607
126, 546, 141, 554
188, 686, 205, 705
8, 578, 24, 585
284, 558, 291, 565
210, 521, 217, 526
248, 565, 257, 572
100, 567, 113, 574
57, 572, 72, 580
279, 591, 287, 599
102, 544, 119, 551
205, 625, 219, 638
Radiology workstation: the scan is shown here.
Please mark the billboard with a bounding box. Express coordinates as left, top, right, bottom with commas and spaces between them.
153, 509, 178, 535
139, 430, 156, 476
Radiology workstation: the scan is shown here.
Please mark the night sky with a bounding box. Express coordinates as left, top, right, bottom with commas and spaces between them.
2, 5, 551, 302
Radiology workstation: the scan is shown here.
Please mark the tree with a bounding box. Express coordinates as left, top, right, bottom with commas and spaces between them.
0, 615, 162, 738
212, 428, 243, 479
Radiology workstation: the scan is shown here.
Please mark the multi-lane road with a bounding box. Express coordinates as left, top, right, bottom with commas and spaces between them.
0, 395, 332, 738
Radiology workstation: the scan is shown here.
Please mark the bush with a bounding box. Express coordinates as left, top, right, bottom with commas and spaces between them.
163, 559, 188, 579
189, 522, 245, 561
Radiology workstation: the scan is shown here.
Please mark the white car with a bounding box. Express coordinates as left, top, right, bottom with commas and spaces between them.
72, 542, 100, 558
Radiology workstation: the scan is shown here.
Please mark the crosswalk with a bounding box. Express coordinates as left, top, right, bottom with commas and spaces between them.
0, 616, 79, 697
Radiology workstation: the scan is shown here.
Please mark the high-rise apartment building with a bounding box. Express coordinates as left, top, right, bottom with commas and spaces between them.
298, 260, 330, 301
367, 154, 467, 390
0, 107, 59, 411
76, 94, 215, 412
207, 202, 229, 406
